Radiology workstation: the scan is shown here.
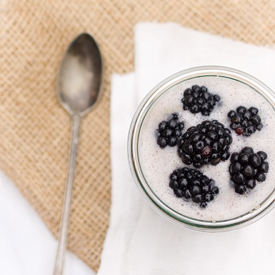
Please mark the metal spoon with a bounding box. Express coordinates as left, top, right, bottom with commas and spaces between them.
54, 33, 103, 275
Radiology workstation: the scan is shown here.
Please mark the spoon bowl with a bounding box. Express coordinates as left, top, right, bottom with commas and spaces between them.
54, 33, 103, 275
57, 33, 103, 116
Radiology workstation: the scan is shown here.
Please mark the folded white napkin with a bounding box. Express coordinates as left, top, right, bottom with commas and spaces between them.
98, 22, 275, 275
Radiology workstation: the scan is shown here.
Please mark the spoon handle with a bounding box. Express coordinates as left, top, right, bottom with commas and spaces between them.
53, 115, 81, 275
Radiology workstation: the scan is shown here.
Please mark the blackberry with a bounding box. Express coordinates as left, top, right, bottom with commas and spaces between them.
156, 113, 185, 148
229, 147, 269, 195
227, 106, 263, 137
177, 120, 232, 167
181, 85, 221, 116
169, 167, 219, 208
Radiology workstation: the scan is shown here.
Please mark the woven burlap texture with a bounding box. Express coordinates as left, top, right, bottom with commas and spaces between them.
1, 0, 275, 271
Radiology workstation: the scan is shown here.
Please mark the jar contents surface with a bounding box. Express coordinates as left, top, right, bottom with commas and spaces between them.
138, 76, 275, 221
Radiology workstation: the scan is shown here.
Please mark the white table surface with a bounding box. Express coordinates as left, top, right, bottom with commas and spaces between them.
0, 170, 95, 275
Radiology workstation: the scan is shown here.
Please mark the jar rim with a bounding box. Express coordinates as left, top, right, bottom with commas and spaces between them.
128, 66, 275, 232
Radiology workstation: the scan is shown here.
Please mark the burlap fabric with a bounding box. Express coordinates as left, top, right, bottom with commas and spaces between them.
1, 0, 275, 271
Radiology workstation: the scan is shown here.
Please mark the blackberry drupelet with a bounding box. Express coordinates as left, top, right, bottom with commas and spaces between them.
156, 113, 185, 148
227, 106, 263, 137
181, 85, 221, 116
229, 147, 269, 195
177, 120, 232, 167
169, 167, 219, 208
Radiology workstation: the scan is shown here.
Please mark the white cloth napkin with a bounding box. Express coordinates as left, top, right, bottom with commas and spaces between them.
0, 170, 94, 274
98, 22, 275, 275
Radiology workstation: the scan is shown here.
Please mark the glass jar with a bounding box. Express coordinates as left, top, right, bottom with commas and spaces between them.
128, 66, 275, 232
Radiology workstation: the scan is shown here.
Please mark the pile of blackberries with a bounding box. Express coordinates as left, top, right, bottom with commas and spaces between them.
228, 106, 263, 136
177, 120, 232, 168
169, 167, 219, 208
229, 147, 269, 194
153, 84, 270, 208
181, 85, 220, 116
156, 113, 185, 148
